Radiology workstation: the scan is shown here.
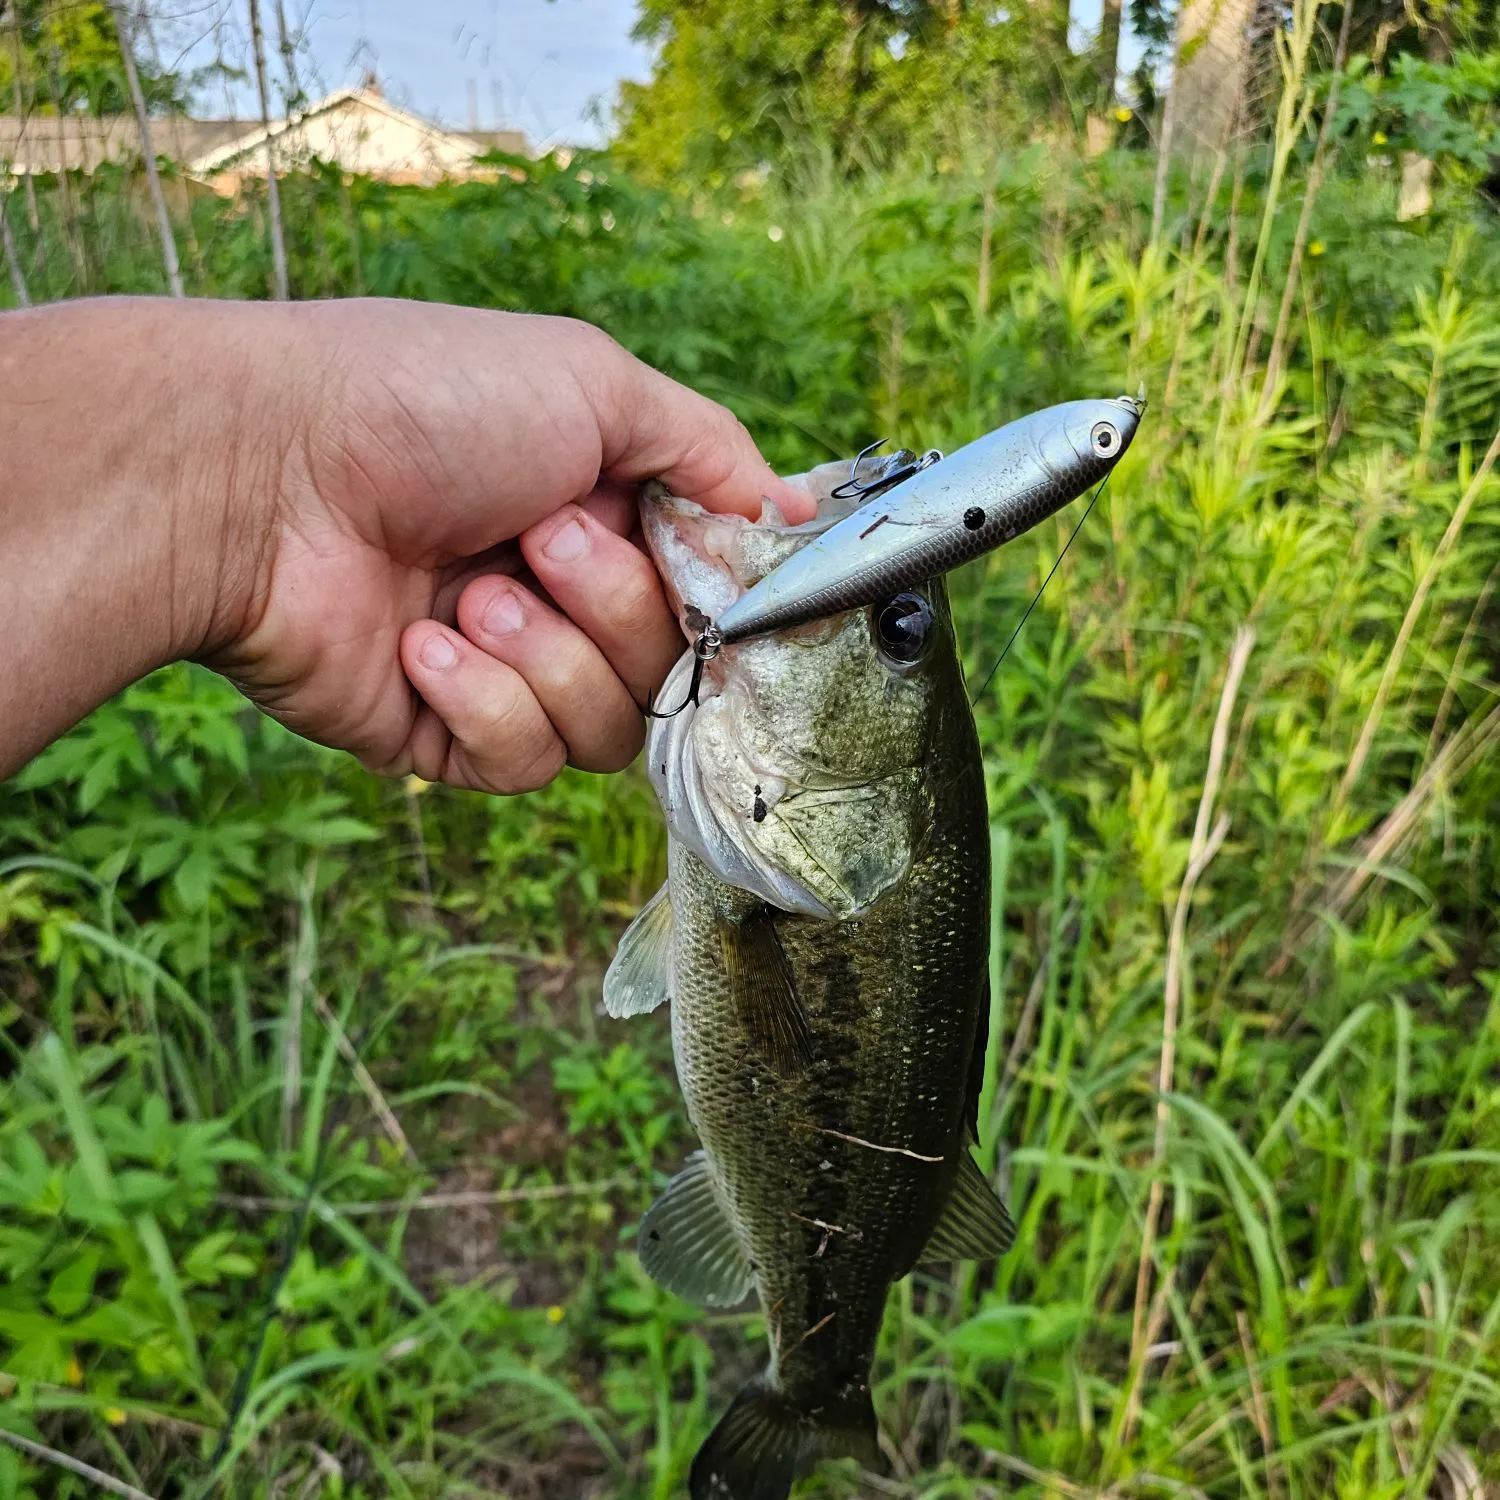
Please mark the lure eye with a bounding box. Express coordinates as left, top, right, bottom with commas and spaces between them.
874, 592, 934, 667
1091, 420, 1121, 458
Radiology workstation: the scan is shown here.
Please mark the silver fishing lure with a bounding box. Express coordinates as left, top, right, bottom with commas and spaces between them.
715, 394, 1143, 646
648, 394, 1143, 716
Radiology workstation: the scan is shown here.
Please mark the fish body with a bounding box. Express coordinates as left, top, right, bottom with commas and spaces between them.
607, 461, 1013, 1499
714, 395, 1142, 647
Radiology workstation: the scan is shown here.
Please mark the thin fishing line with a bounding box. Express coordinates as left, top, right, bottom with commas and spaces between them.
969, 475, 1111, 708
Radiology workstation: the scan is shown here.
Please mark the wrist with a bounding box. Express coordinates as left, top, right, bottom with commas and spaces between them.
0, 299, 293, 774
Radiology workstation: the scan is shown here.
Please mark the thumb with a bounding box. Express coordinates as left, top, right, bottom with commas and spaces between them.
562, 326, 816, 524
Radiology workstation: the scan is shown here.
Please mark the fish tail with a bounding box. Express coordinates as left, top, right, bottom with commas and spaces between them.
689, 1371, 879, 1500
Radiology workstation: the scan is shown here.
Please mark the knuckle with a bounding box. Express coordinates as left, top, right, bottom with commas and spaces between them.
594, 719, 645, 773
500, 737, 568, 795
560, 316, 622, 363
465, 678, 563, 791
602, 568, 664, 640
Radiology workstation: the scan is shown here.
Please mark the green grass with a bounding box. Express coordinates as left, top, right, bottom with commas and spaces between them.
4, 84, 1500, 1499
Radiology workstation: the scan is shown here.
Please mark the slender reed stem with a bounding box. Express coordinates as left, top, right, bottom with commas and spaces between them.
1, 187, 28, 305
3, 0, 40, 239
1122, 625, 1254, 1444
0, 1428, 159, 1500
107, 1, 183, 297
1257, 0, 1354, 419
1339, 422, 1500, 805
248, 0, 290, 300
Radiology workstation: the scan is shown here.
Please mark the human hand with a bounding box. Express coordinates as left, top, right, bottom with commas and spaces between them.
0, 298, 812, 789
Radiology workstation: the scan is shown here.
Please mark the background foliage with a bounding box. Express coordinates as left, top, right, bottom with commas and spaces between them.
4, 1, 1500, 1496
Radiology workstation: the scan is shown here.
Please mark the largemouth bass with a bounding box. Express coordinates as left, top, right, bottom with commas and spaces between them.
605, 458, 1012, 1500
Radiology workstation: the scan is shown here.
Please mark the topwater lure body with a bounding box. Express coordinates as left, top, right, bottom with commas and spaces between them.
713, 394, 1144, 648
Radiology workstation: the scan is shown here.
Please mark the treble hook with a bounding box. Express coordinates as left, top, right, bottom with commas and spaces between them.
829, 440, 942, 502
645, 625, 723, 719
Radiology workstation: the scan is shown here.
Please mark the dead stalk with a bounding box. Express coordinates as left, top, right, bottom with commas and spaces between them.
3, 1, 39, 236
976, 81, 998, 317
1339, 422, 1500, 805
1149, 1, 1186, 244
281, 863, 316, 1153
311, 993, 419, 1166
983, 1448, 1090, 1498
1237, 1312, 1282, 1496
1424, 559, 1500, 764
218, 1177, 629, 1215
247, 0, 290, 299
1, 187, 27, 305
42, 0, 86, 286
1273, 697, 1500, 974
1124, 625, 1254, 1441
107, 2, 183, 297
1258, 0, 1354, 419
0, 1428, 160, 1500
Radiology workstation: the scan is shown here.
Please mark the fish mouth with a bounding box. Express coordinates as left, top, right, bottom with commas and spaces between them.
640, 476, 859, 638
642, 469, 913, 920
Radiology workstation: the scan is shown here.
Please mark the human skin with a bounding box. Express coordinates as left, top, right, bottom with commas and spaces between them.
0, 297, 813, 790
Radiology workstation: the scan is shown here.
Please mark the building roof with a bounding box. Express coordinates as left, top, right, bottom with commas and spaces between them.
187, 86, 529, 178
0, 114, 249, 174
0, 86, 529, 181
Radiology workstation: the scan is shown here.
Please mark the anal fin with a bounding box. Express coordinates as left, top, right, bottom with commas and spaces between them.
603, 882, 673, 1019
718, 908, 813, 1075
639, 1151, 754, 1308
920, 1151, 1017, 1263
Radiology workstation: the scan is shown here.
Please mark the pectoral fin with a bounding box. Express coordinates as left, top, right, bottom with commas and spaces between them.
639, 1151, 754, 1308
921, 1152, 1017, 1263
603, 882, 673, 1019
718, 909, 814, 1075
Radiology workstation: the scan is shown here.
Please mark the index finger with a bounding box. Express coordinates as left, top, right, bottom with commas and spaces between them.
559, 326, 816, 524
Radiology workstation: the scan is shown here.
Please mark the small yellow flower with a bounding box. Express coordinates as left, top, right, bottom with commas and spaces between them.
1114, 106, 1133, 122
546, 1305, 565, 1324
1372, 130, 1388, 145
404, 775, 430, 796
1308, 239, 1325, 257
64, 1358, 83, 1387
103, 1408, 127, 1427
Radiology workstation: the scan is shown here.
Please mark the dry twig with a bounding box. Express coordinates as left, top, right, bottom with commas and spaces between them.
0, 1427, 161, 1500
1123, 625, 1254, 1442
1340, 422, 1500, 805
219, 1177, 628, 1216
311, 992, 418, 1166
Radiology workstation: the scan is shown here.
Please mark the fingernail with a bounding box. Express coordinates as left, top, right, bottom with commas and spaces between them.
421, 631, 457, 670
542, 515, 588, 563
482, 588, 525, 637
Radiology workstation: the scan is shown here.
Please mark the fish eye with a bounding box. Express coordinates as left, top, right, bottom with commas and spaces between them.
874, 592, 934, 667
1091, 420, 1121, 457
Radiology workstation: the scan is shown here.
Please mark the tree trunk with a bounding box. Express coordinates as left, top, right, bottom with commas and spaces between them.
1, 188, 30, 305
4, 1, 40, 235
247, 0, 290, 300
107, 1, 184, 297
1095, 0, 1123, 108
274, 0, 305, 110
43, 0, 87, 289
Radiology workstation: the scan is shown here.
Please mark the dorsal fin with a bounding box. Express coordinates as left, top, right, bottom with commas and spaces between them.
921, 1151, 1016, 1264
603, 882, 673, 1019
638, 1151, 754, 1308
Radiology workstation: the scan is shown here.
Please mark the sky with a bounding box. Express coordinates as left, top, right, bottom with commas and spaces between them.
162, 0, 654, 147
159, 0, 1141, 148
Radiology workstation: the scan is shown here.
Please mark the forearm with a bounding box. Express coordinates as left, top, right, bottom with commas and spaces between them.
0, 298, 275, 779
